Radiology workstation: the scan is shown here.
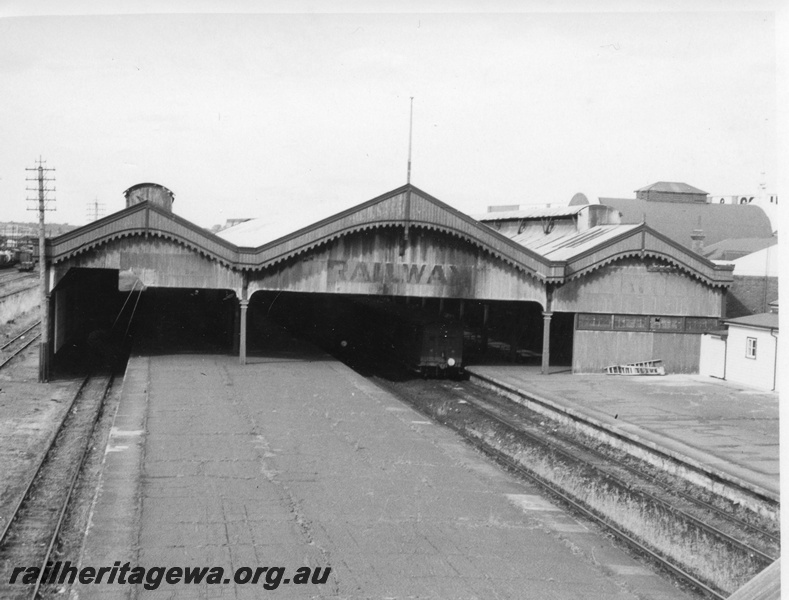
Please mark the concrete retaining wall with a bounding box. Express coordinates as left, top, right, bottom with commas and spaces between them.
0, 285, 38, 324
469, 371, 779, 520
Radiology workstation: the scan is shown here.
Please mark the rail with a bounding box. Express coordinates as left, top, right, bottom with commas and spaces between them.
0, 272, 36, 286
468, 370, 780, 512
466, 390, 778, 556
0, 284, 38, 302
0, 321, 41, 370
373, 373, 778, 599
0, 373, 114, 600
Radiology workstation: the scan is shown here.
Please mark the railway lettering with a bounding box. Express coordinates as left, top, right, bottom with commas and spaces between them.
327, 260, 472, 287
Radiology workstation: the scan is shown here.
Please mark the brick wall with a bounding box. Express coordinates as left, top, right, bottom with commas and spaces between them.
725, 276, 779, 318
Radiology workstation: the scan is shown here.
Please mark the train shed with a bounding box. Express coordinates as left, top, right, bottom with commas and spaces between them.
44, 183, 734, 376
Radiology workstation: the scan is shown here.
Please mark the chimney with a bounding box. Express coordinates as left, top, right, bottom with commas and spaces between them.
690, 217, 705, 255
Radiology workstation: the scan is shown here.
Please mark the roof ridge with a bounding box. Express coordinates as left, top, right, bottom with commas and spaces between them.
635, 181, 709, 195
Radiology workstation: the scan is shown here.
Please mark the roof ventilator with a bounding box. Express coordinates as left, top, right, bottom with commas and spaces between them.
541, 216, 555, 235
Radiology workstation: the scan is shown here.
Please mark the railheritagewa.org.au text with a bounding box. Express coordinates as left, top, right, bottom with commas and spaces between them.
9, 561, 331, 591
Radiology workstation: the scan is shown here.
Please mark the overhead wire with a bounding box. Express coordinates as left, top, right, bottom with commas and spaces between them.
111, 279, 140, 332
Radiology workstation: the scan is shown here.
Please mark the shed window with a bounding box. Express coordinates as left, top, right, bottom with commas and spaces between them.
650, 316, 683, 331
577, 313, 613, 330
685, 317, 720, 332
613, 315, 649, 331
746, 337, 757, 359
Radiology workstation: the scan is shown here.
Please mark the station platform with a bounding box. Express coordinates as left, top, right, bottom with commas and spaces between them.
74, 347, 692, 599
466, 365, 780, 501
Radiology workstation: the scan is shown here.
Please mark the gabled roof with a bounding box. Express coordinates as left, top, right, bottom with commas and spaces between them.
46, 183, 735, 288
515, 221, 733, 286
47, 200, 239, 267
636, 182, 708, 195
484, 206, 734, 286
228, 184, 560, 279
725, 312, 779, 330
47, 184, 560, 280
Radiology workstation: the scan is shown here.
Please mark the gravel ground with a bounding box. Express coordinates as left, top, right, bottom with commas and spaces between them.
0, 309, 83, 536
0, 274, 37, 297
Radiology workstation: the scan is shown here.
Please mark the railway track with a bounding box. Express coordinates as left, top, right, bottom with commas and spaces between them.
0, 372, 114, 600
374, 375, 778, 599
0, 322, 41, 371
0, 272, 36, 287
0, 283, 38, 302
455, 384, 779, 551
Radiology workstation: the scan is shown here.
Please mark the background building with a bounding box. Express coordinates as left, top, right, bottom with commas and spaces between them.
573, 182, 774, 250
700, 307, 779, 392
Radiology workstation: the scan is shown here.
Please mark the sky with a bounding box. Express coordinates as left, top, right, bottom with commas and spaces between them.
0, 1, 782, 230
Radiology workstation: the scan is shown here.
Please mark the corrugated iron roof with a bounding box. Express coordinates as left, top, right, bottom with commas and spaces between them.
474, 205, 586, 221
499, 223, 641, 261
635, 182, 708, 195
218, 208, 339, 247
724, 312, 779, 330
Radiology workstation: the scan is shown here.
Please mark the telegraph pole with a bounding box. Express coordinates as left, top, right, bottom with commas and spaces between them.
407, 96, 414, 184
401, 97, 414, 254
86, 197, 105, 222
26, 157, 55, 383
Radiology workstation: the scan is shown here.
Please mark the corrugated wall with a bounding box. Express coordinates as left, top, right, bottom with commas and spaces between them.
52, 237, 242, 293
555, 259, 723, 317
250, 228, 547, 303
573, 330, 702, 373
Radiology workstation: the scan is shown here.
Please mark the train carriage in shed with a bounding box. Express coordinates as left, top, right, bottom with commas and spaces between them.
347, 297, 465, 378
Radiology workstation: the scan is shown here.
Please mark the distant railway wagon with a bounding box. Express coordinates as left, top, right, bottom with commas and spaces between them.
0, 248, 19, 268
344, 298, 465, 378
396, 315, 464, 377
16, 246, 35, 271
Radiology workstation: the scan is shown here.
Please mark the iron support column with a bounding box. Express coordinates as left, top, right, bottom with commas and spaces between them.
239, 299, 249, 365
541, 311, 552, 375
481, 303, 489, 352
232, 301, 241, 354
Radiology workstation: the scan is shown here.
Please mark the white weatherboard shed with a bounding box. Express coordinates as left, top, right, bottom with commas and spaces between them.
721, 312, 779, 391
